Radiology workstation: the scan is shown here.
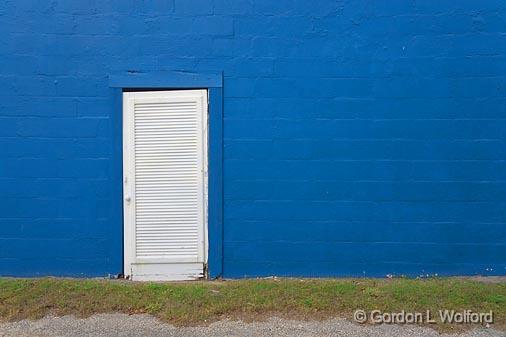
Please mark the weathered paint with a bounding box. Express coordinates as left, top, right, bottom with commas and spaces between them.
0, 0, 505, 277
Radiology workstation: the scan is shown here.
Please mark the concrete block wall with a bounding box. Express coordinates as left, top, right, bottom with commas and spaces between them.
0, 0, 505, 276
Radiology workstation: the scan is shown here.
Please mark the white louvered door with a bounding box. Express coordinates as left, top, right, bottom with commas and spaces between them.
123, 90, 208, 281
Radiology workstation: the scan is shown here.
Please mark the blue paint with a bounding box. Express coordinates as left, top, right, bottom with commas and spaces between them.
109, 71, 223, 88
1, 0, 506, 278
207, 87, 224, 278
108, 87, 123, 276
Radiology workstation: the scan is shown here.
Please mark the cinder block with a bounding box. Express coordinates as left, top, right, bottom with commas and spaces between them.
1, 0, 506, 278
175, 0, 213, 15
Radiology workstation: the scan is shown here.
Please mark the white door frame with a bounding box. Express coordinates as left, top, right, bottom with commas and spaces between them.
122, 89, 208, 281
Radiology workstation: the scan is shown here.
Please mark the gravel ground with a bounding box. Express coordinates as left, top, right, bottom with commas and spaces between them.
0, 314, 504, 337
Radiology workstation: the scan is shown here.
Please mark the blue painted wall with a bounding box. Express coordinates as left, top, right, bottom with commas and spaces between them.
1, 0, 505, 277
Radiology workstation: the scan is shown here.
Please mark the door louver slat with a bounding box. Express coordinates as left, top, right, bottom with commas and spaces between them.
134, 99, 203, 259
